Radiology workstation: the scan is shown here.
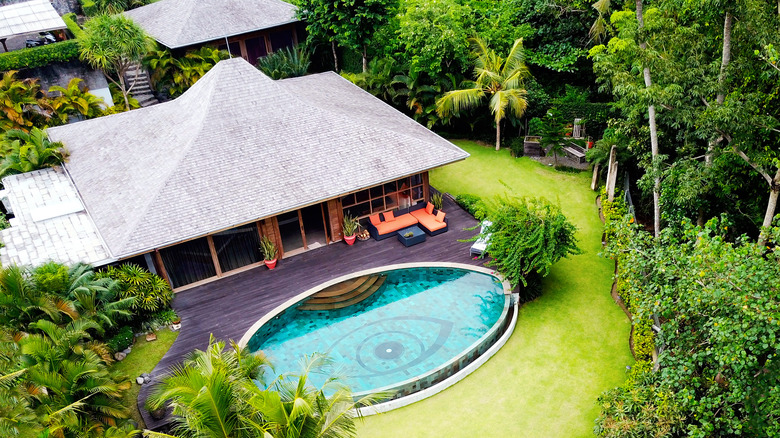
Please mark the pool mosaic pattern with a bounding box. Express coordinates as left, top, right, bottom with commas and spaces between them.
247, 267, 505, 394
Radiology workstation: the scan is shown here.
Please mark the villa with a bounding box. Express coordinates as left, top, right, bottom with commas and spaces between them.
0, 57, 468, 290
125, 0, 303, 65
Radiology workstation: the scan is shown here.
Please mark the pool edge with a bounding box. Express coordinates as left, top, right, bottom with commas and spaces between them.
237, 262, 513, 349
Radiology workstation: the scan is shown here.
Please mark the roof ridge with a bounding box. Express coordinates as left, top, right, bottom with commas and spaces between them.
160, 0, 199, 49
110, 64, 223, 253
278, 72, 463, 154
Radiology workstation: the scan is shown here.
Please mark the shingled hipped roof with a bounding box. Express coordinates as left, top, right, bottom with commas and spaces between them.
124, 0, 298, 49
47, 58, 468, 259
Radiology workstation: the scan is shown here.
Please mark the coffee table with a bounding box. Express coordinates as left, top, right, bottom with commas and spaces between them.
396, 225, 426, 247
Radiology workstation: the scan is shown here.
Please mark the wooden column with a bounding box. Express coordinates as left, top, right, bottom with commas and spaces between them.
327, 198, 343, 241
260, 216, 283, 258
422, 171, 430, 203
153, 250, 171, 288
206, 236, 223, 276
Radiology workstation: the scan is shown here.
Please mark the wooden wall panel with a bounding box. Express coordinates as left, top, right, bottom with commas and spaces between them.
327, 198, 343, 241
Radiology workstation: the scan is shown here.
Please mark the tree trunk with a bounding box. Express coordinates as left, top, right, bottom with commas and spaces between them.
119, 74, 130, 110
495, 120, 501, 151
636, 0, 661, 238
758, 168, 780, 246
331, 40, 339, 72
362, 45, 368, 73
706, 12, 733, 167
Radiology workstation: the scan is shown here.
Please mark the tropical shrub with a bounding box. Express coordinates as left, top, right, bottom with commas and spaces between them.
508, 136, 524, 157
47, 78, 106, 124
106, 325, 134, 352
0, 71, 49, 131
455, 193, 485, 218
597, 218, 780, 437
143, 47, 229, 97
62, 13, 85, 39
0, 128, 67, 177
430, 192, 443, 210
0, 40, 80, 71
478, 196, 580, 292
256, 46, 311, 79
97, 264, 173, 315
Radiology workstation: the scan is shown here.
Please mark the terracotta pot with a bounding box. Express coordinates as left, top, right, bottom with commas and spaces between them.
264, 259, 277, 270
344, 235, 357, 245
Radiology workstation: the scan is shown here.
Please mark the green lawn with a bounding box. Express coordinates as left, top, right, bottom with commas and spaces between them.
112, 328, 179, 427
357, 141, 633, 437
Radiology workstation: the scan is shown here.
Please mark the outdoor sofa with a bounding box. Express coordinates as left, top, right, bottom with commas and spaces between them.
366, 202, 448, 240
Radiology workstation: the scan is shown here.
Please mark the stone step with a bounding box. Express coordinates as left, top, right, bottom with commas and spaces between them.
310, 275, 369, 298
298, 275, 386, 311
305, 275, 383, 304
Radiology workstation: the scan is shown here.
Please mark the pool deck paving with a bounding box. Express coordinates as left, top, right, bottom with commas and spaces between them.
139, 195, 483, 429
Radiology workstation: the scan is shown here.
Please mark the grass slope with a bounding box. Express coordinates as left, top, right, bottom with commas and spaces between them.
112, 328, 179, 427
357, 141, 632, 437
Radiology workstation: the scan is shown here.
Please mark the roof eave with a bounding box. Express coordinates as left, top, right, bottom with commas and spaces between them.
154, 18, 301, 49
111, 152, 469, 259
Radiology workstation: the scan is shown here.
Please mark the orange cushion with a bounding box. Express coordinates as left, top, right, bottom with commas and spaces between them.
383, 211, 395, 222
369, 214, 381, 226
425, 202, 434, 215
418, 215, 446, 231
435, 211, 446, 223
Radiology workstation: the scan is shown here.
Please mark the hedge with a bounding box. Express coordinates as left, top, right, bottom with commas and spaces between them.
0, 40, 80, 71
62, 13, 85, 40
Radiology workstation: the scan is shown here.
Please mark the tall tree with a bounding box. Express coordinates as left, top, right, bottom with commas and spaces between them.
297, 0, 395, 72
79, 14, 151, 109
436, 37, 530, 151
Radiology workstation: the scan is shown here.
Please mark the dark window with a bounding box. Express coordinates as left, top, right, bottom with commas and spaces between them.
370, 186, 383, 199
244, 36, 268, 65
212, 224, 262, 272
341, 193, 355, 206
160, 238, 216, 288
270, 29, 294, 52
355, 189, 369, 203
218, 41, 241, 57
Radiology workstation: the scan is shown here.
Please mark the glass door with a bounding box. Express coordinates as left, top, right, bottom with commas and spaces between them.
277, 210, 304, 256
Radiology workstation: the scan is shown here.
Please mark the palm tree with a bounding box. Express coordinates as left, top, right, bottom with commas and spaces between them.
0, 127, 68, 177
0, 265, 78, 330
245, 353, 384, 438
148, 338, 382, 438
436, 37, 531, 151
20, 319, 131, 435
147, 336, 269, 438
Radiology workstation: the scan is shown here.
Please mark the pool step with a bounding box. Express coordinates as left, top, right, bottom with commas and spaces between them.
309, 275, 370, 298
299, 275, 386, 311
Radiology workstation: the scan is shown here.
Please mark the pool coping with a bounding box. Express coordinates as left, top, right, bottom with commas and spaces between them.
237, 262, 512, 348
236, 262, 518, 414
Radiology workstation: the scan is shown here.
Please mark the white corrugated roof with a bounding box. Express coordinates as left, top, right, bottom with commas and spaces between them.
0, 0, 66, 40
46, 58, 468, 259
0, 167, 112, 267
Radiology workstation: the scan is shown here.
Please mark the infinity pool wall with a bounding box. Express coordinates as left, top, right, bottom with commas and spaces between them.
239, 263, 517, 413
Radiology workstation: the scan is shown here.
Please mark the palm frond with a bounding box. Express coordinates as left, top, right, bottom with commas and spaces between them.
436, 88, 485, 117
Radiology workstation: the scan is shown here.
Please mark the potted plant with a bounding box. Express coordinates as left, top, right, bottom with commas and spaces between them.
431, 192, 444, 211
342, 213, 358, 245
260, 236, 278, 269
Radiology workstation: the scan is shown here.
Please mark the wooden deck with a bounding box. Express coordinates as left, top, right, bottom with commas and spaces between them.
138, 195, 484, 429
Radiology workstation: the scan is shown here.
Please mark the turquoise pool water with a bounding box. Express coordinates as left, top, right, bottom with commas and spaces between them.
246, 267, 507, 395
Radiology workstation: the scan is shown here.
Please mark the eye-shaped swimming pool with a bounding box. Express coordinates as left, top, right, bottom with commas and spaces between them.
240, 263, 516, 412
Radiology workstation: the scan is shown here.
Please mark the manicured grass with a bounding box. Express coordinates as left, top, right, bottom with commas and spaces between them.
112, 328, 179, 427
357, 141, 633, 437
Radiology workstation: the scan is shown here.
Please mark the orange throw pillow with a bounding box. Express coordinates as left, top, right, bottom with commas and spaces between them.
435, 211, 446, 223
425, 202, 434, 215
383, 211, 396, 222
369, 214, 381, 226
